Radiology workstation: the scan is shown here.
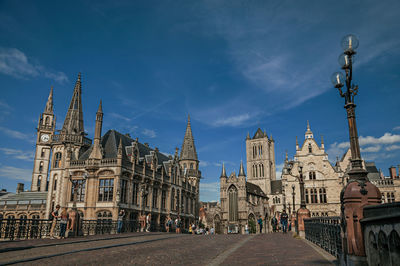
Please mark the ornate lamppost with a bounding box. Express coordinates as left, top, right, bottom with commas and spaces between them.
69, 171, 87, 237
331, 34, 381, 263
291, 184, 296, 232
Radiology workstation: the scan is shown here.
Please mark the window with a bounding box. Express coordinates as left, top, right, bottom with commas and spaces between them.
39, 161, 44, 172
228, 186, 238, 221
311, 188, 318, 203
308, 143, 312, 153
320, 188, 327, 203
41, 148, 45, 158
70, 179, 86, 202
176, 190, 180, 212
120, 180, 128, 204
53, 175, 58, 190
132, 183, 138, 205
37, 176, 42, 191
45, 116, 50, 125
152, 188, 158, 208
190, 198, 193, 214
183, 163, 187, 170
261, 164, 264, 177
309, 171, 316, 180
97, 211, 112, 222
54, 152, 62, 168
391, 192, 395, 202
190, 163, 193, 169
305, 189, 309, 204
98, 178, 114, 202
161, 190, 166, 209
171, 188, 175, 211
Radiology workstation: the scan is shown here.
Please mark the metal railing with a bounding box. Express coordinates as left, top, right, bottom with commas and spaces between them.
0, 218, 139, 240
304, 216, 342, 258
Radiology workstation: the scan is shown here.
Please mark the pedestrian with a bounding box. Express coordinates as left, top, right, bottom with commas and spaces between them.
175, 216, 181, 234
59, 207, 69, 239
50, 204, 60, 239
191, 223, 196, 235
271, 216, 278, 232
280, 210, 289, 233
245, 223, 249, 234
146, 213, 151, 232
210, 227, 215, 235
117, 210, 125, 233
257, 217, 263, 234
165, 216, 171, 233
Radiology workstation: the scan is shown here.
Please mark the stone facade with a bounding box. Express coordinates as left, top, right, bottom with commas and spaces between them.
219, 161, 270, 234
26, 74, 201, 229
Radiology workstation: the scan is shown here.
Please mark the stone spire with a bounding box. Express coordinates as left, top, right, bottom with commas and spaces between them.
305, 120, 313, 139
321, 135, 325, 149
89, 100, 103, 159
296, 136, 299, 150
238, 160, 246, 177
62, 73, 84, 135
180, 114, 198, 161
118, 138, 123, 156
285, 150, 288, 162
220, 162, 227, 178
44, 86, 54, 114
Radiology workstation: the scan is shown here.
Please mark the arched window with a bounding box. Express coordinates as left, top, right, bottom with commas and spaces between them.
273, 198, 276, 204
183, 163, 187, 170
322, 188, 327, 203
176, 190, 180, 212
171, 188, 175, 211
254, 165, 257, 177
305, 189, 309, 204
261, 164, 264, 177
387, 192, 392, 203
309, 171, 316, 180
228, 186, 238, 221
45, 116, 50, 125
53, 174, 58, 190
308, 143, 312, 153
41, 148, 45, 158
260, 145, 263, 156
39, 161, 44, 172
37, 176, 42, 191
54, 152, 62, 168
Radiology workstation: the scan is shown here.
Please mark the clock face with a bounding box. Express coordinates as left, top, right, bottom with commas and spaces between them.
41, 134, 50, 142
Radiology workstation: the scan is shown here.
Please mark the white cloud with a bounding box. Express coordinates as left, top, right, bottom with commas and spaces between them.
361, 146, 381, 153
142, 129, 156, 138
0, 148, 34, 161
386, 145, 400, 151
359, 133, 400, 146
0, 126, 34, 143
213, 113, 252, 127
0, 47, 68, 83
0, 166, 31, 181
199, 161, 209, 167
109, 112, 132, 122
276, 163, 284, 179
200, 182, 220, 202
393, 126, 400, 131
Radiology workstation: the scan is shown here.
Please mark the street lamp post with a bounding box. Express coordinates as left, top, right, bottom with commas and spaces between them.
291, 184, 296, 232
331, 34, 381, 262
69, 171, 87, 237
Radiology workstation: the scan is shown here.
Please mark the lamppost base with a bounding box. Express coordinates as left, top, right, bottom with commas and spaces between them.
297, 207, 310, 238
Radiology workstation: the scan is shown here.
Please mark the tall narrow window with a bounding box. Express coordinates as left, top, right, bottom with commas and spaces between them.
41, 148, 45, 158
39, 161, 44, 172
262, 164, 264, 177
132, 183, 138, 205
161, 190, 166, 209
309, 171, 316, 180
305, 189, 309, 204
322, 188, 327, 203
177, 190, 180, 212
120, 179, 127, 204
391, 192, 395, 202
98, 178, 114, 202
152, 187, 158, 208
308, 143, 312, 153
70, 179, 86, 202
54, 152, 62, 168
228, 186, 238, 221
387, 192, 391, 203
37, 175, 42, 191
171, 188, 175, 211
53, 174, 58, 190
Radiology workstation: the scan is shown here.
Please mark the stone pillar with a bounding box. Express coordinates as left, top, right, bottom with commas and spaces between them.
297, 207, 310, 238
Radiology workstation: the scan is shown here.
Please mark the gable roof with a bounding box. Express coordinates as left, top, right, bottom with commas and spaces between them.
252, 128, 267, 139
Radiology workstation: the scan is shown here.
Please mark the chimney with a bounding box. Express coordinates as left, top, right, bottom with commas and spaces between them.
389, 166, 397, 179
16, 183, 24, 193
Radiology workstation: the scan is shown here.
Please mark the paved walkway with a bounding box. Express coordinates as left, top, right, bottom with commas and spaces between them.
0, 232, 337, 265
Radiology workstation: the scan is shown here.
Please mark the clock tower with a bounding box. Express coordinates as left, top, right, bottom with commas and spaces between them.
31, 87, 55, 192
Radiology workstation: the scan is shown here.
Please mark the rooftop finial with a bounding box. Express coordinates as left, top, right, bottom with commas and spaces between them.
221, 162, 227, 178
307, 120, 310, 131
285, 150, 288, 161
238, 160, 246, 177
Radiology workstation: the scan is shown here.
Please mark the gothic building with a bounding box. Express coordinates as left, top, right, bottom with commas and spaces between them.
219, 161, 269, 234
29, 73, 201, 228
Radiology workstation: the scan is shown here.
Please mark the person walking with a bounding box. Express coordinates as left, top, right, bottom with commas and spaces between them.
175, 216, 181, 234
146, 213, 151, 232
59, 207, 69, 239
165, 216, 171, 233
245, 223, 249, 234
191, 223, 196, 235
49, 205, 60, 239
117, 210, 125, 233
271, 216, 278, 232
257, 217, 263, 234
280, 210, 289, 233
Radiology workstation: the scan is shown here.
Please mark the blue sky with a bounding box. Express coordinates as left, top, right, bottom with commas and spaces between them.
0, 0, 399, 201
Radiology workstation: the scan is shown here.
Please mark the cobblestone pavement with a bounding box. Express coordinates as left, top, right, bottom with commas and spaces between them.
0, 232, 336, 265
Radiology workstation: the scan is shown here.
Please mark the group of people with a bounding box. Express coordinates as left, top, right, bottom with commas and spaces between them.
165, 216, 183, 233
49, 204, 71, 239
271, 210, 290, 233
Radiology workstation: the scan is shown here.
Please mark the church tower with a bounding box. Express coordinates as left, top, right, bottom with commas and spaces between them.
31, 87, 55, 191
246, 128, 276, 195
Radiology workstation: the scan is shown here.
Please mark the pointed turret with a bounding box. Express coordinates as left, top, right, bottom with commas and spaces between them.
285, 150, 288, 162
321, 135, 325, 149
246, 132, 250, 140
305, 120, 314, 139
238, 160, 246, 177
89, 100, 103, 160
296, 136, 299, 151
220, 163, 227, 178
62, 73, 84, 135
118, 138, 123, 156
180, 114, 198, 161
44, 86, 54, 114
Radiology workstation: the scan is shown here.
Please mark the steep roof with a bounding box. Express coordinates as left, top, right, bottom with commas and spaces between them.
180, 115, 198, 161
246, 182, 267, 197
252, 128, 267, 139
61, 73, 84, 135
0, 192, 47, 202
79, 129, 170, 164
271, 180, 282, 194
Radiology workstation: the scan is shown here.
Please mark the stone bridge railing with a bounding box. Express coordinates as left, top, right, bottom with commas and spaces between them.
304, 203, 400, 265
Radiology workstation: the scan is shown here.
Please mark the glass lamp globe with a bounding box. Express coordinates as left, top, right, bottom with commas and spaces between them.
341, 34, 359, 51
331, 72, 345, 86
338, 54, 354, 68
